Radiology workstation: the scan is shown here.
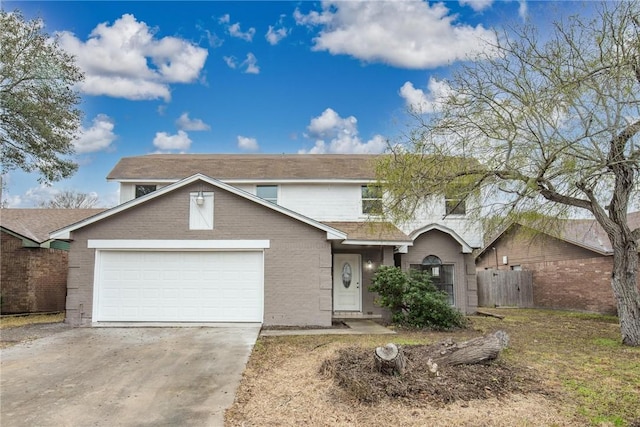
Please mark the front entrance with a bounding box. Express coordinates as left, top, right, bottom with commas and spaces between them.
333, 254, 361, 311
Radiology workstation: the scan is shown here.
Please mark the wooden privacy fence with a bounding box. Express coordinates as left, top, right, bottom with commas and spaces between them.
477, 270, 533, 308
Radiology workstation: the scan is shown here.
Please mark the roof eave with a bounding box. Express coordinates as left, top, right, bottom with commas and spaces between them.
50, 174, 348, 242
341, 239, 414, 246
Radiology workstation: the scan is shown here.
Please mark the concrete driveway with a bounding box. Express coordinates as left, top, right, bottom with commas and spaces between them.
0, 325, 260, 426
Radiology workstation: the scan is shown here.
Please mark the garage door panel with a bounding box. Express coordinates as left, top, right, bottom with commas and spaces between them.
95, 251, 263, 322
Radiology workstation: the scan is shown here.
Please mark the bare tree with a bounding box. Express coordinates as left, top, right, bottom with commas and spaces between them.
40, 190, 99, 209
377, 2, 640, 345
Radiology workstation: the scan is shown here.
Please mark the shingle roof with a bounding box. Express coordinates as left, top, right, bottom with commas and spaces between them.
478, 212, 640, 256
322, 221, 411, 243
107, 154, 381, 181
552, 212, 640, 253
0, 209, 106, 243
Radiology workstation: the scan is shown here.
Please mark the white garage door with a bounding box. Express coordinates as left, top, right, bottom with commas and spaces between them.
95, 251, 263, 322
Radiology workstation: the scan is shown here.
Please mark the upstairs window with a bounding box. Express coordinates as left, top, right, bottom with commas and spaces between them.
445, 193, 466, 215
135, 184, 156, 198
362, 185, 382, 215
256, 185, 278, 204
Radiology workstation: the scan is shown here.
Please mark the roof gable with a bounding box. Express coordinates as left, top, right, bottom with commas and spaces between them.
477, 212, 640, 257
1, 209, 106, 244
50, 174, 347, 241
107, 154, 380, 181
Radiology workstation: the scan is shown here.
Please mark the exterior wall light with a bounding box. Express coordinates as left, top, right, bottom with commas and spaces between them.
196, 190, 205, 206
366, 259, 373, 269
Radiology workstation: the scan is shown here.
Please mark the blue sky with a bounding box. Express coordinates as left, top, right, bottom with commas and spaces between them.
2, 0, 583, 207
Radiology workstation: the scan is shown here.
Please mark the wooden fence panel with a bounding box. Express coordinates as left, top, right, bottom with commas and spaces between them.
477, 270, 533, 308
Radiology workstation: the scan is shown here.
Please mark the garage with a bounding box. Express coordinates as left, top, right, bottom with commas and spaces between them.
94, 250, 264, 322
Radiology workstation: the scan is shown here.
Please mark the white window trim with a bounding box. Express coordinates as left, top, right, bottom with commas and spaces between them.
88, 240, 271, 250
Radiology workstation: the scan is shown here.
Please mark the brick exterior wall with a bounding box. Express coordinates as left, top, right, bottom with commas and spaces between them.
65, 182, 333, 327
1, 231, 68, 314
397, 229, 478, 314
475, 225, 638, 314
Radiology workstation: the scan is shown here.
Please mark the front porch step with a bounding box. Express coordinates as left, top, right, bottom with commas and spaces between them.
333, 312, 382, 320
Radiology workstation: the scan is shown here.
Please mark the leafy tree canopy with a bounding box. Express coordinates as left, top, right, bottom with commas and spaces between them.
377, 2, 640, 345
1, 10, 83, 184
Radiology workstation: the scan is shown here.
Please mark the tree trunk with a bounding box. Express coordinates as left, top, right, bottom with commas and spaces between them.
433, 330, 509, 366
611, 244, 640, 346
374, 343, 406, 376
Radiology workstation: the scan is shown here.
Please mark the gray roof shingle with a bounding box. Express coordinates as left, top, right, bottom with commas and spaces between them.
322, 221, 411, 243
107, 154, 381, 181
0, 209, 106, 243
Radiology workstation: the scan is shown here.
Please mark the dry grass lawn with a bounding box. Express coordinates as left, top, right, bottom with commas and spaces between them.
0, 312, 65, 328
226, 309, 640, 426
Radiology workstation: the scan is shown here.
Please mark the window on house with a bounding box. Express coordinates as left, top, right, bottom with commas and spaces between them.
445, 194, 466, 215
135, 184, 157, 198
410, 255, 455, 305
256, 185, 278, 204
362, 185, 382, 215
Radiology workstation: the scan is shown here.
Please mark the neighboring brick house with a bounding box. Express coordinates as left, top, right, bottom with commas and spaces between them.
475, 213, 640, 314
51, 154, 483, 327
1, 209, 104, 314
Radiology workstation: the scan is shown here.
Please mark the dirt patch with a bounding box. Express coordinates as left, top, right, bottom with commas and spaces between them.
226, 337, 572, 427
0, 317, 70, 349
320, 344, 546, 405
227, 309, 640, 426
261, 320, 350, 330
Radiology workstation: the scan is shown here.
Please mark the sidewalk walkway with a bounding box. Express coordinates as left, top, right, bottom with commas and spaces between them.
260, 319, 396, 336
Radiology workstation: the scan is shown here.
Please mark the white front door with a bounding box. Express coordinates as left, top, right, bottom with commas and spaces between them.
333, 254, 361, 311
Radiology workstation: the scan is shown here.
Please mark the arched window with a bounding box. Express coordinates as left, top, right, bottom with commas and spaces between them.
421, 255, 442, 266
410, 254, 454, 305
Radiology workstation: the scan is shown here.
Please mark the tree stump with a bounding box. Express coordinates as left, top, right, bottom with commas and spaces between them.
433, 330, 510, 366
374, 343, 406, 376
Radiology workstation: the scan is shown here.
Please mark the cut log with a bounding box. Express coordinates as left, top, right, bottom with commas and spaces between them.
374, 343, 406, 376
433, 330, 509, 366
476, 310, 505, 320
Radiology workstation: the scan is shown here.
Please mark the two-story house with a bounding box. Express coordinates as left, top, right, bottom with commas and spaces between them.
51, 154, 481, 326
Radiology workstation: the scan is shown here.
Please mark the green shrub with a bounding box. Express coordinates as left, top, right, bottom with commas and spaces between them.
370, 266, 468, 330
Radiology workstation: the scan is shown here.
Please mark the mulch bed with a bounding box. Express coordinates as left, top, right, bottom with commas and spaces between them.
320, 344, 548, 406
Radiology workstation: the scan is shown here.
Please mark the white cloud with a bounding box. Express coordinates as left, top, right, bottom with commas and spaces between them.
14, 184, 60, 207
242, 53, 260, 74
176, 113, 211, 131
399, 78, 454, 113
223, 54, 259, 74
219, 14, 230, 24
294, 1, 497, 69
518, 0, 528, 19
266, 25, 289, 45
3, 194, 22, 208
307, 108, 358, 139
459, 0, 494, 12
228, 22, 256, 42
74, 114, 117, 153
299, 108, 387, 154
153, 130, 192, 150
57, 14, 208, 101
223, 56, 237, 69
237, 135, 259, 151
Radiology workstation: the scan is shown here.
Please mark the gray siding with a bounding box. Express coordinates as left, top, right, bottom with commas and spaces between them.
65, 182, 332, 327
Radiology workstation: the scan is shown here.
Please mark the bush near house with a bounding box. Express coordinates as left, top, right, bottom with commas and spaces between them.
370, 266, 468, 330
